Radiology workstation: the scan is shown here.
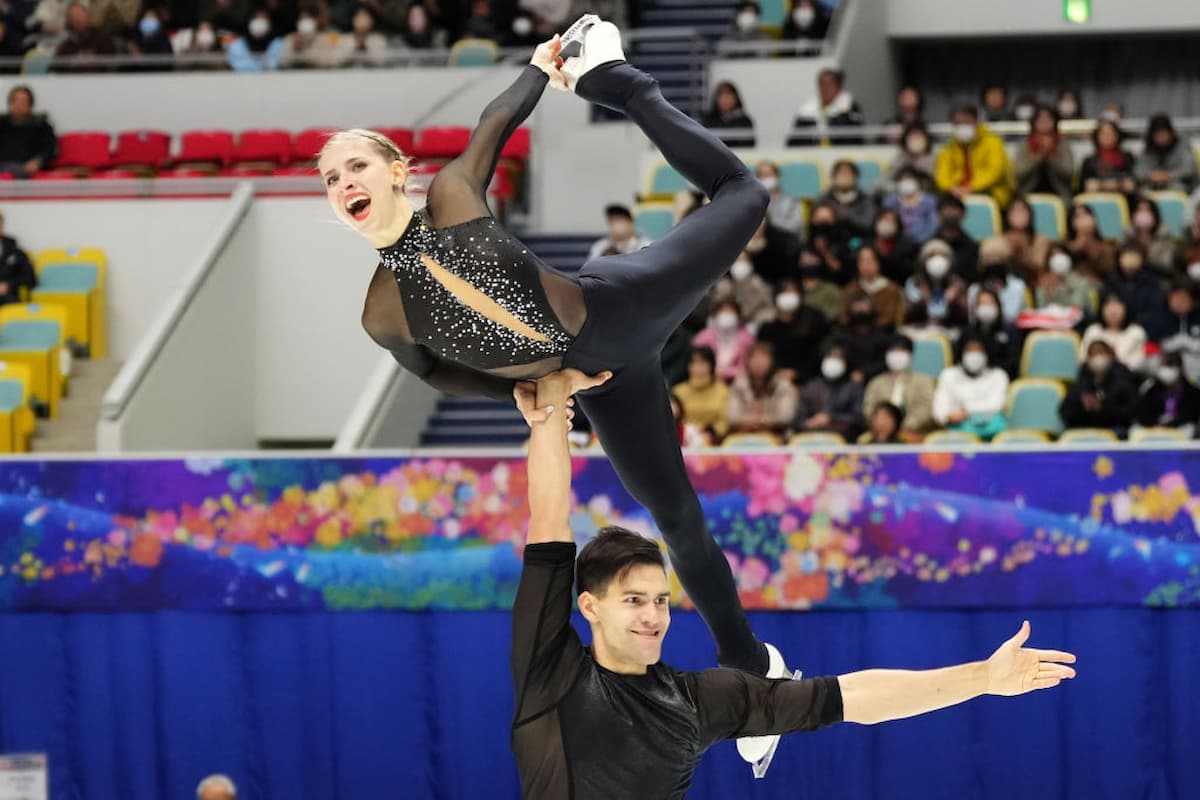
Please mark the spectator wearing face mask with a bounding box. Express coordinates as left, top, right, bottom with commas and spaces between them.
980, 84, 1012, 123
124, 4, 174, 70
176, 20, 228, 68
933, 194, 980, 283
1003, 196, 1051, 284
709, 252, 774, 328
934, 104, 1014, 209
89, 0, 141, 37
1035, 243, 1093, 316
282, 7, 340, 68
744, 217, 800, 287
754, 160, 802, 234
797, 247, 842, 323
727, 1, 766, 46
692, 298, 755, 382
504, 12, 539, 48
818, 160, 876, 237
1060, 340, 1139, 433
227, 9, 283, 70
861, 402, 905, 444
883, 165, 938, 245
1121, 196, 1179, 278
1080, 293, 1148, 372
904, 238, 969, 332
1080, 119, 1137, 196
879, 122, 935, 194
807, 203, 854, 286
1179, 242, 1200, 287
1013, 105, 1074, 207
863, 335, 936, 440
870, 208, 920, 284
1158, 281, 1200, 382
1135, 114, 1198, 194
789, 68, 865, 147
1107, 242, 1169, 340
841, 290, 892, 382
968, 237, 1028, 326
1136, 350, 1200, 436
727, 341, 799, 436
782, 0, 828, 42
933, 333, 1009, 440
841, 245, 903, 330
0, 87, 56, 179
964, 287, 1022, 378
1056, 90, 1083, 121
462, 0, 499, 40
795, 342, 865, 440
1067, 203, 1115, 285
701, 81, 755, 148
756, 278, 829, 384
589, 205, 650, 260
672, 346, 729, 444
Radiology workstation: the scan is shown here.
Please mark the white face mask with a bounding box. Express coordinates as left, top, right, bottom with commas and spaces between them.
821, 357, 846, 380
195, 28, 216, 48
1058, 102, 1078, 118
512, 16, 533, 36
1014, 105, 1035, 121
886, 350, 911, 373
975, 304, 1000, 325
248, 17, 271, 38
1133, 210, 1156, 231
1158, 366, 1181, 384
775, 292, 800, 313
953, 123, 977, 144
736, 11, 759, 31
1049, 253, 1073, 275
1088, 355, 1112, 373
897, 177, 919, 197
730, 259, 753, 281
793, 6, 816, 27
759, 175, 778, 191
1188, 262, 1200, 281
876, 220, 898, 238
715, 311, 739, 331
297, 17, 317, 35
925, 254, 950, 279
962, 351, 987, 373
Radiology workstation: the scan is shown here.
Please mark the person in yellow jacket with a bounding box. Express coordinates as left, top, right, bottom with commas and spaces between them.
934, 105, 1015, 210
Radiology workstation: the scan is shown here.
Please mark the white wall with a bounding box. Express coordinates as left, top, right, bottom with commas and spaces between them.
886, 0, 1200, 37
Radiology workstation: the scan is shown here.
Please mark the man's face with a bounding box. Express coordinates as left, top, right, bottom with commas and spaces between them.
817, 72, 839, 105
581, 564, 671, 673
607, 213, 633, 241
8, 90, 30, 119
1169, 291, 1194, 316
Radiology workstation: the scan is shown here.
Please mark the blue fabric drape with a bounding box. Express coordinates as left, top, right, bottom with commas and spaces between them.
0, 609, 1195, 800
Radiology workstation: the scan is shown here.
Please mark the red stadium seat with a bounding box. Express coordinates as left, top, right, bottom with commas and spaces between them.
291, 127, 338, 163
112, 130, 171, 169
90, 169, 141, 179
33, 171, 82, 180
500, 126, 530, 159
233, 129, 292, 166
275, 164, 318, 177
371, 127, 414, 155
413, 126, 471, 159
54, 132, 111, 171
176, 130, 235, 167
218, 165, 274, 177
157, 167, 214, 178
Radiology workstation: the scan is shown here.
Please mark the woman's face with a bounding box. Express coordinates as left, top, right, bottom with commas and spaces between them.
870, 407, 897, 440
811, 207, 836, 227
319, 138, 404, 239
1102, 297, 1127, 328
755, 162, 778, 181
716, 86, 737, 114
1072, 208, 1096, 235
1097, 122, 1119, 150
1152, 128, 1173, 149
1007, 202, 1031, 230
688, 354, 714, 384
857, 249, 880, 281
747, 347, 772, 379
1032, 109, 1057, 135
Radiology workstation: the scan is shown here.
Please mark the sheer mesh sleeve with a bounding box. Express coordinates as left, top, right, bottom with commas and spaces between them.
424, 66, 549, 228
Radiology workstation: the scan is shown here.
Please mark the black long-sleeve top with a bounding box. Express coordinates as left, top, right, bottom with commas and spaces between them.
0, 113, 57, 168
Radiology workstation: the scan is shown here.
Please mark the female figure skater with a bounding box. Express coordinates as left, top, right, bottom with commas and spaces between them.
319, 18, 783, 763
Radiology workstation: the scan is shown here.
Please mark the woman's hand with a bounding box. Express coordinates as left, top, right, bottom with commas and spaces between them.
530, 35, 569, 91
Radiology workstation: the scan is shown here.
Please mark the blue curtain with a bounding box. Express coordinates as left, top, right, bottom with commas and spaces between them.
0, 609, 1196, 800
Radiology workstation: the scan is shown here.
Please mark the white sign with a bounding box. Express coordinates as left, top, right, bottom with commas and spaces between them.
0, 754, 47, 800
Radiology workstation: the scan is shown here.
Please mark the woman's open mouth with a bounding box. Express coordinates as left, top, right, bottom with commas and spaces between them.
346, 195, 371, 222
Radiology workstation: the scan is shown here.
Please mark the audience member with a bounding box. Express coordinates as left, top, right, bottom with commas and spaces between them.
863, 335, 936, 440
934, 104, 1014, 209
124, 4, 174, 70
932, 333, 1010, 440
904, 238, 969, 331
798, 246, 842, 322
841, 244, 902, 329
197, 773, 238, 800
727, 341, 799, 436
1122, 196, 1178, 278
1013, 105, 1074, 206
53, 2, 118, 71
1034, 243, 1094, 316
964, 287, 1022, 378
1136, 349, 1200, 436
727, 1, 767, 44
588, 204, 650, 260
1080, 119, 1137, 195
841, 291, 892, 381
281, 7, 339, 68
795, 341, 865, 441
1067, 202, 1115, 285
336, 6, 389, 66
818, 159, 875, 236
744, 217, 800, 286
885, 86, 924, 128
89, 0, 141, 36
882, 165, 938, 245
176, 21, 228, 68
1003, 196, 1051, 283
1010, 94, 1038, 125
700, 80, 755, 148
692, 297, 755, 382
1185, 204, 1200, 249
933, 194, 979, 283
861, 401, 904, 444
0, 213, 36, 305
207, 0, 250, 36
671, 346, 729, 444
1135, 113, 1198, 193
1108, 242, 1169, 340
1059, 340, 1139, 433
0, 86, 56, 179
968, 237, 1028, 326
808, 202, 854, 285
980, 84, 1011, 123
879, 122, 935, 193
1079, 293, 1148, 372
756, 278, 829, 384
226, 9, 283, 70
1055, 89, 1083, 120
710, 252, 774, 327
789, 68, 865, 146
782, 0, 828, 41
1159, 281, 1200, 382
400, 3, 448, 49
462, 0, 498, 40
1181, 242, 1200, 285
755, 160, 802, 234
870, 208, 920, 284
669, 392, 711, 448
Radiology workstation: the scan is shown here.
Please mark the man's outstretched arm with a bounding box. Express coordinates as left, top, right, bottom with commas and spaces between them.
839, 621, 1077, 725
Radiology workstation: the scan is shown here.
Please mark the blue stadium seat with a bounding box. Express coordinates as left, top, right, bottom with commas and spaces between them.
644, 162, 690, 200
776, 158, 823, 200
1021, 331, 1081, 382
911, 334, 952, 380
633, 203, 674, 241
963, 195, 1001, 240
1027, 194, 1066, 239
1148, 191, 1189, 238
1076, 193, 1129, 240
1006, 379, 1066, 434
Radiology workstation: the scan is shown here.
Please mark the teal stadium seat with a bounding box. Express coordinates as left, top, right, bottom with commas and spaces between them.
1021, 331, 1080, 382
37, 263, 97, 291
1028, 194, 1066, 239
1006, 379, 1065, 434
646, 163, 690, 198
1076, 193, 1128, 240
777, 159, 823, 200
758, 0, 788, 27
963, 196, 1001, 240
912, 335, 951, 379
0, 320, 60, 350
854, 160, 882, 193
633, 204, 674, 241
1149, 191, 1189, 238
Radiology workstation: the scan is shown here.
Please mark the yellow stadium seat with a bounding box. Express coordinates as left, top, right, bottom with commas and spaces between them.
0, 361, 34, 452
1129, 426, 1190, 444
34, 247, 108, 359
963, 195, 1002, 240
788, 431, 845, 447
923, 430, 981, 446
1027, 193, 1066, 239
447, 37, 498, 67
1147, 190, 1190, 239
1021, 330, 1082, 382
1006, 378, 1066, 435
643, 161, 691, 201
992, 429, 1051, 446
1075, 193, 1129, 240
1059, 428, 1119, 444
723, 432, 781, 448
0, 303, 69, 418
633, 202, 675, 241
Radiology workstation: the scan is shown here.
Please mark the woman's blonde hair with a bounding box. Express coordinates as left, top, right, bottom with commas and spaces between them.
318, 129, 412, 188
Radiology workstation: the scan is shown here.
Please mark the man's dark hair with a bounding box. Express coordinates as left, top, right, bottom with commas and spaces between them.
576, 527, 666, 597
7, 85, 33, 106
604, 204, 633, 221
937, 193, 966, 213
889, 334, 914, 353
951, 104, 979, 121
819, 68, 844, 86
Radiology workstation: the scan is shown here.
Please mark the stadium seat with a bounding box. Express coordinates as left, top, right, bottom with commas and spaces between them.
1148, 190, 1189, 238
963, 195, 1001, 240
176, 130, 235, 169
1129, 426, 1190, 444
788, 431, 845, 447
413, 126, 471, 159
911, 333, 952, 379
643, 161, 691, 201
992, 429, 1051, 446
633, 202, 674, 241
1027, 193, 1066, 239
371, 127, 415, 155
233, 129, 292, 167
112, 130, 171, 171
757, 0, 787, 27
1059, 428, 1119, 444
291, 127, 339, 163
0, 362, 35, 452
1006, 378, 1066, 435
54, 131, 112, 172
1021, 330, 1081, 381
0, 303, 68, 418
776, 158, 823, 200
722, 432, 780, 448
32, 170, 82, 181
89, 169, 141, 179
500, 127, 531, 160
854, 158, 884, 193
923, 430, 981, 446
1075, 193, 1129, 240
33, 248, 107, 359
448, 38, 498, 67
